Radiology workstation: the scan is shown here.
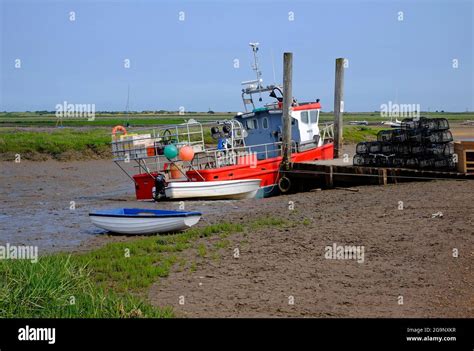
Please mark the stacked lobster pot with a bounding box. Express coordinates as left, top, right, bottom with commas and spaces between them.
353, 117, 455, 170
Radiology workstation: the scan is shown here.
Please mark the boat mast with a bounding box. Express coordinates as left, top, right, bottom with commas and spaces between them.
250, 42, 263, 91
241, 43, 282, 111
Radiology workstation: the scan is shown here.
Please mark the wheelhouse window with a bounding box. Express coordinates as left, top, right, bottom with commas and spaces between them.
246, 118, 258, 130
309, 110, 319, 124
262, 117, 269, 129
301, 111, 309, 124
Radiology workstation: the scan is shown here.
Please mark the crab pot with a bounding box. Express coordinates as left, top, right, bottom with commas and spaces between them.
354, 154, 377, 166
407, 129, 424, 143
356, 142, 370, 154
392, 157, 406, 168
353, 154, 366, 166
419, 158, 435, 169
428, 143, 454, 157
392, 129, 409, 143
405, 157, 419, 168
401, 117, 420, 130
435, 118, 450, 131
379, 143, 391, 154
434, 157, 455, 170
394, 144, 411, 156
368, 141, 383, 153
427, 130, 453, 144
420, 117, 449, 131
411, 144, 425, 155
375, 155, 392, 167
377, 130, 394, 142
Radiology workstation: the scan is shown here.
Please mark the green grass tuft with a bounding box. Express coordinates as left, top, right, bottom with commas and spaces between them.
343, 126, 383, 144
0, 255, 172, 318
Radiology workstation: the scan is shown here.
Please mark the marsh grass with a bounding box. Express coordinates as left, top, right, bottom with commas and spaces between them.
0, 127, 216, 160
0, 219, 299, 318
76, 222, 243, 293
0, 255, 172, 318
343, 126, 383, 144
0, 129, 111, 159
250, 217, 287, 229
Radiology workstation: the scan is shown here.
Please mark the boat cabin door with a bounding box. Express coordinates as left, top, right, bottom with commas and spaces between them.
298, 109, 320, 143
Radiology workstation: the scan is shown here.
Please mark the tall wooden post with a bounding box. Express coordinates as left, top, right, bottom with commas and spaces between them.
281, 52, 293, 170
334, 58, 345, 159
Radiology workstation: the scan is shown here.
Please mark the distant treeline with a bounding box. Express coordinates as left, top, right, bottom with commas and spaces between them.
0, 110, 235, 115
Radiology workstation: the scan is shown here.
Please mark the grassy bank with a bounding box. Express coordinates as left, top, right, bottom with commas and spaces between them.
0, 113, 231, 127
0, 255, 173, 318
0, 126, 219, 160
0, 125, 384, 161
0, 218, 289, 318
343, 126, 382, 143
0, 128, 112, 160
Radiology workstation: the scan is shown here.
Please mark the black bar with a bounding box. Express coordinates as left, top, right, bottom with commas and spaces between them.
0, 318, 472, 350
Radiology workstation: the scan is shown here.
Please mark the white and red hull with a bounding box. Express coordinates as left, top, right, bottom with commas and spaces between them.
164, 179, 261, 200
133, 143, 333, 200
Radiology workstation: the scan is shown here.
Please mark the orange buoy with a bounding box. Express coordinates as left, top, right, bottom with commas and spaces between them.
170, 163, 184, 179
112, 125, 127, 136
179, 145, 195, 161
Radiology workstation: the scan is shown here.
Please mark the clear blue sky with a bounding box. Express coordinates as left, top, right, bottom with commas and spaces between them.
1, 0, 473, 112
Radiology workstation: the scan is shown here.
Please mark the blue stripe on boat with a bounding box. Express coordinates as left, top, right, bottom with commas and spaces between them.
89, 208, 202, 218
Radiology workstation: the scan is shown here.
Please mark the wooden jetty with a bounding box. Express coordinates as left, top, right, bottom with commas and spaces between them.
282, 159, 474, 192
278, 54, 473, 192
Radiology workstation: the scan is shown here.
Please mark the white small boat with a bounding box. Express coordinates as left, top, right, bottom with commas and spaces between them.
349, 120, 368, 126
164, 179, 261, 200
381, 118, 402, 128
89, 208, 201, 234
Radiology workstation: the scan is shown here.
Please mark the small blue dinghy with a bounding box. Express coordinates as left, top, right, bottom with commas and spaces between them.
89, 208, 202, 234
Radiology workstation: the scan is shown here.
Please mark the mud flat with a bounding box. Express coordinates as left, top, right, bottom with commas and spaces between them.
0, 160, 237, 252
148, 180, 474, 318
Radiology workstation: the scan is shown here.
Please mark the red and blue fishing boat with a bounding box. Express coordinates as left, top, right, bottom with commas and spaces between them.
111, 43, 334, 200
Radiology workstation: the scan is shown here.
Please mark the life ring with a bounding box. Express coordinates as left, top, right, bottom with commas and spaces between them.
278, 176, 291, 193
112, 125, 127, 136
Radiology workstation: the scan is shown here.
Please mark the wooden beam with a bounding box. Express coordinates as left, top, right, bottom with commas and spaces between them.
334, 58, 345, 159
378, 168, 387, 185
326, 165, 334, 187
281, 52, 293, 170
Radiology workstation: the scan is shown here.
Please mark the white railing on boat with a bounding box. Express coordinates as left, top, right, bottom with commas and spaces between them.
128, 140, 298, 176
320, 123, 334, 142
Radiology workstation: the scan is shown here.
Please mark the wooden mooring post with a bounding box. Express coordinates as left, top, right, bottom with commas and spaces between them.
334, 58, 345, 159
281, 52, 293, 171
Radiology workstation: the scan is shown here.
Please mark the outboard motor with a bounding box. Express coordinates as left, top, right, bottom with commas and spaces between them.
153, 174, 167, 201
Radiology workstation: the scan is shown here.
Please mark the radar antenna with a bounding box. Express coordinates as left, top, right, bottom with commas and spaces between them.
249, 42, 263, 90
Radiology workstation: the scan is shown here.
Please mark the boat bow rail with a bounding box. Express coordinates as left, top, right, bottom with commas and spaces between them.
111, 122, 206, 162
